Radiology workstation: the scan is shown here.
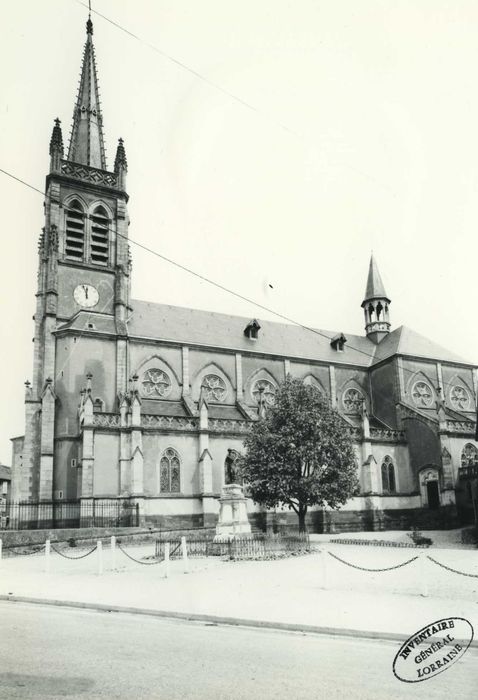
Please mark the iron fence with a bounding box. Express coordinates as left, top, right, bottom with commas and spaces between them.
0, 499, 139, 531
155, 532, 310, 560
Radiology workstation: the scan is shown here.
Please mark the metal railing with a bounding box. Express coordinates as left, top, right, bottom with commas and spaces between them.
155, 532, 310, 560
0, 499, 139, 531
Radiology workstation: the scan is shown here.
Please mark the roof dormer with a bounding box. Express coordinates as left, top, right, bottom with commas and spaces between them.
330, 333, 347, 352
244, 319, 261, 340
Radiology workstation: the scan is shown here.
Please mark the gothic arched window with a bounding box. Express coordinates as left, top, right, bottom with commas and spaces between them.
201, 374, 227, 402
159, 448, 181, 493
65, 199, 85, 261
90, 205, 109, 266
381, 456, 396, 494
342, 387, 365, 413
411, 380, 433, 408
450, 385, 471, 411
251, 379, 276, 405
142, 368, 172, 398
461, 443, 478, 468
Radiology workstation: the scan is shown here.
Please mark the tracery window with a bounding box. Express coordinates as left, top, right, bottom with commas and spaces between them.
159, 448, 181, 493
411, 381, 433, 408
381, 456, 396, 494
251, 379, 276, 405
342, 387, 364, 413
65, 199, 85, 261
450, 385, 470, 411
201, 374, 227, 402
90, 205, 109, 266
461, 443, 478, 468
142, 368, 172, 398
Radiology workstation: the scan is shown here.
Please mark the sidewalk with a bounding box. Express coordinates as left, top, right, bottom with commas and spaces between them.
1, 540, 477, 641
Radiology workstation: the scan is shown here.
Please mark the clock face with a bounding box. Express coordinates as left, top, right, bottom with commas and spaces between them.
73, 284, 99, 308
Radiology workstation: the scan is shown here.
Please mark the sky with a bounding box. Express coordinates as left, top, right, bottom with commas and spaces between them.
1, 0, 478, 462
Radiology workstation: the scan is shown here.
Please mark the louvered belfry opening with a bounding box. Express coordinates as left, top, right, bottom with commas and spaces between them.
65, 200, 85, 260
90, 205, 109, 265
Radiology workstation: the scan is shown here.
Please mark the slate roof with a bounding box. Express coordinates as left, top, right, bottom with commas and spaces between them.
56, 301, 474, 368
129, 300, 473, 367
129, 300, 376, 367
372, 326, 471, 365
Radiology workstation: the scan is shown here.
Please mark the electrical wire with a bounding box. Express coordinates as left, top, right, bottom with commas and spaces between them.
1, 164, 476, 414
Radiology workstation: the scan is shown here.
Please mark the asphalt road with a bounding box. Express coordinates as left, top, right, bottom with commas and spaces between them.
0, 602, 476, 699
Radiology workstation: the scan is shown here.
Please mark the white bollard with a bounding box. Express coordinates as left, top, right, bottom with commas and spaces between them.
321, 546, 328, 590
97, 540, 103, 576
110, 536, 116, 571
164, 542, 170, 578
420, 552, 428, 597
0, 538, 2, 565
45, 539, 51, 573
181, 536, 189, 573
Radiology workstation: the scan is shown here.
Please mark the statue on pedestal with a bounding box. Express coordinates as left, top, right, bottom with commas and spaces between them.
214, 449, 251, 540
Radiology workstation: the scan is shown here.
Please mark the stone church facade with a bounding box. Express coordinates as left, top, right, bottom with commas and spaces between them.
10, 18, 478, 531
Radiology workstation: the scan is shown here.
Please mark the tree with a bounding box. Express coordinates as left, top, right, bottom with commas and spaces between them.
239, 377, 359, 532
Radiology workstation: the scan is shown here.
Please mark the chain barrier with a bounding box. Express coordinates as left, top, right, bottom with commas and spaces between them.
117, 542, 163, 565
327, 550, 419, 572
426, 555, 478, 579
50, 544, 98, 560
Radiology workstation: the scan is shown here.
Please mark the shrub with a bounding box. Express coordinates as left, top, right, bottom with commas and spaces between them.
407, 526, 433, 547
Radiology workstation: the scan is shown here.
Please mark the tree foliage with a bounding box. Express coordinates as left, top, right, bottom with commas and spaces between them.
239, 377, 359, 531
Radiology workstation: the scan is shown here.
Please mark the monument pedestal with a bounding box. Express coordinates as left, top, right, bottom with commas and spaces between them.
215, 484, 251, 540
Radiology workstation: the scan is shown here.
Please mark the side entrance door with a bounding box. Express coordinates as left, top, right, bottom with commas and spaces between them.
427, 480, 440, 509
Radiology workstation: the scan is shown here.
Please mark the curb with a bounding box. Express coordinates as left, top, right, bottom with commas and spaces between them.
4, 594, 476, 647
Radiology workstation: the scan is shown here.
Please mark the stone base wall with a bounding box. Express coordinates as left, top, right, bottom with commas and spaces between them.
143, 513, 205, 530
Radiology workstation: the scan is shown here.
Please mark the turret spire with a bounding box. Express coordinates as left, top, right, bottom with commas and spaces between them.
67, 14, 106, 169
361, 254, 391, 344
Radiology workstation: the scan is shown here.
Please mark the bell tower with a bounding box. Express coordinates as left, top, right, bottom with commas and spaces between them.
17, 15, 132, 501
361, 254, 391, 344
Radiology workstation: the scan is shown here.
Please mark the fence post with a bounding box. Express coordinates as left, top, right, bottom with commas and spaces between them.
45, 539, 51, 573
420, 551, 428, 597
181, 536, 188, 573
321, 546, 328, 590
97, 540, 103, 576
164, 542, 170, 578
110, 536, 116, 570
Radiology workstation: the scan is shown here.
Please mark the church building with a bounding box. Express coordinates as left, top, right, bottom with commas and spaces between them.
10, 17, 478, 532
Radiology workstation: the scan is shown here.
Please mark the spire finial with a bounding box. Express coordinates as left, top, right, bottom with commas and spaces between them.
87, 1, 93, 34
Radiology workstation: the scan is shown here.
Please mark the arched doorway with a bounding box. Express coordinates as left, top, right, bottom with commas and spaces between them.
419, 467, 440, 509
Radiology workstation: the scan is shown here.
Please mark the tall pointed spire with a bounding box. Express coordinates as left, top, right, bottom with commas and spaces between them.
361, 254, 391, 344
67, 15, 106, 169
364, 253, 388, 301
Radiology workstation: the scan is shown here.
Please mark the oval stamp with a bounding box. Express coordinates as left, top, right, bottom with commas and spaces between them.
393, 617, 474, 683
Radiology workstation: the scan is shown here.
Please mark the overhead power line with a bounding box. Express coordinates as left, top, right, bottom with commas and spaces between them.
0, 164, 475, 411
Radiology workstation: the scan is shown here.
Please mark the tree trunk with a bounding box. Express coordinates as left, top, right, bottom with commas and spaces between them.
298, 505, 307, 533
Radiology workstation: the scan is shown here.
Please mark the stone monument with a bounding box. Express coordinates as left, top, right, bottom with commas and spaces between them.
215, 449, 251, 539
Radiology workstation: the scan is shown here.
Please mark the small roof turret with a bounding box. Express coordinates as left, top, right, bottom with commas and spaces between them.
361, 254, 391, 344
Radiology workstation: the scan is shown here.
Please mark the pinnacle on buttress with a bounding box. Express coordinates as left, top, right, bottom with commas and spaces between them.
49, 118, 64, 172
361, 254, 391, 344
67, 17, 106, 169
114, 138, 128, 190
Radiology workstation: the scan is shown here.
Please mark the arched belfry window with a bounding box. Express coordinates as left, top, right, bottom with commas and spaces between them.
90, 205, 109, 265
159, 448, 181, 493
381, 456, 396, 494
65, 200, 85, 261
